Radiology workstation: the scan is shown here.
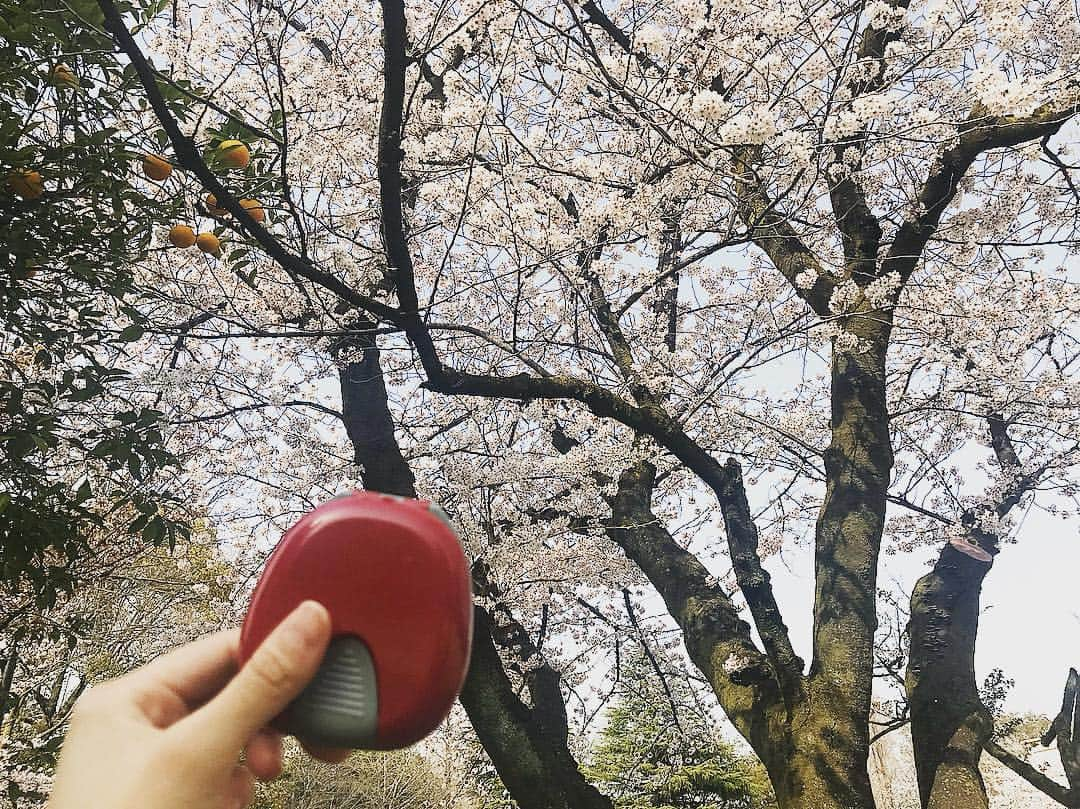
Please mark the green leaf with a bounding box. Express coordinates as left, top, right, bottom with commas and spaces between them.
118, 324, 144, 341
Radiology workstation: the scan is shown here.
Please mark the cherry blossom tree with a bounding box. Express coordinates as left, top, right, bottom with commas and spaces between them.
72, 0, 1080, 807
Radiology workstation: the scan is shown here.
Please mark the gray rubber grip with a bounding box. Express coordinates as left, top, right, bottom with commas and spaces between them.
283, 635, 378, 748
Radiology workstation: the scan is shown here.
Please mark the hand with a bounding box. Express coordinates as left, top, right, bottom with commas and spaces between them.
48, 601, 349, 809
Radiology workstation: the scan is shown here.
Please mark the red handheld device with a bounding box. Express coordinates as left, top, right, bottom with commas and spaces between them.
239, 491, 473, 749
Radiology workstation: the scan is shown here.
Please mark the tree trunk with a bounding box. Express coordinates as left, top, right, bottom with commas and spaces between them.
907, 543, 994, 809
768, 741, 877, 809
334, 319, 416, 498
803, 329, 893, 809
460, 608, 613, 809
0, 637, 18, 739
335, 325, 610, 809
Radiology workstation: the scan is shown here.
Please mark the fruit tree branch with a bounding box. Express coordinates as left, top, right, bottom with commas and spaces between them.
97, 0, 401, 326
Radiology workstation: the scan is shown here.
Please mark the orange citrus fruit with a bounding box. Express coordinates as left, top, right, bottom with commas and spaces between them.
142, 154, 173, 182
205, 193, 229, 216
216, 140, 250, 169
49, 64, 78, 88
7, 169, 44, 200
168, 225, 197, 248
239, 198, 265, 223
196, 232, 221, 255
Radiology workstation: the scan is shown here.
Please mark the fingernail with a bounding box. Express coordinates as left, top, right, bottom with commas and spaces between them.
280, 600, 328, 648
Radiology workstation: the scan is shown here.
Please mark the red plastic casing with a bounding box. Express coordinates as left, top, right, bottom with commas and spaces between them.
238, 491, 473, 748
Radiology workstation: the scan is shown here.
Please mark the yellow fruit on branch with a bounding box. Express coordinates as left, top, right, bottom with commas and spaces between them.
239, 198, 265, 223
216, 140, 250, 169
142, 154, 173, 182
168, 225, 197, 248
49, 63, 79, 88
205, 193, 229, 216
196, 232, 221, 256
7, 169, 44, 200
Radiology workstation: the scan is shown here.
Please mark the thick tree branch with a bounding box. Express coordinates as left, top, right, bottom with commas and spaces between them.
732, 147, 836, 315
324, 308, 603, 808
376, 0, 449, 380
885, 102, 1079, 284
579, 0, 661, 73
1043, 668, 1080, 790
471, 562, 570, 725
827, 168, 881, 283
720, 458, 804, 677
824, 1, 915, 283
605, 463, 785, 738
460, 606, 613, 809
906, 415, 1053, 808
331, 317, 417, 498
984, 738, 1079, 807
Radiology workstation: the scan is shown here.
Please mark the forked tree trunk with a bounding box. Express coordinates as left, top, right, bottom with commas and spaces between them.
760, 708, 878, 809
772, 326, 893, 809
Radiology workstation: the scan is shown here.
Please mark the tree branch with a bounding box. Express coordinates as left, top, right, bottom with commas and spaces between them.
97, 0, 402, 326
1043, 668, 1080, 790
567, 0, 834, 314
605, 463, 786, 723
719, 458, 804, 677
984, 738, 1079, 807
885, 102, 1080, 284
732, 147, 836, 315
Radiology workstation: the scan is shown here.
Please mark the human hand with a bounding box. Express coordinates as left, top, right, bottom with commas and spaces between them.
48, 600, 349, 809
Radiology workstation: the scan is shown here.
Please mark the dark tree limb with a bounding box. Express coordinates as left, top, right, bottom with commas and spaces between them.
328, 318, 607, 807
0, 634, 19, 731
825, 0, 916, 283
605, 463, 786, 738
984, 737, 1079, 807
548, 426, 800, 693
460, 606, 613, 809
885, 102, 1079, 284
1043, 668, 1080, 790
579, 0, 661, 73
907, 542, 995, 809
906, 415, 1049, 809
97, 0, 401, 326
331, 316, 417, 498
718, 459, 804, 679
732, 147, 836, 315
827, 166, 881, 283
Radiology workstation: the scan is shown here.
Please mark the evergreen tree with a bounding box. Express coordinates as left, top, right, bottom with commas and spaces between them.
586, 650, 774, 809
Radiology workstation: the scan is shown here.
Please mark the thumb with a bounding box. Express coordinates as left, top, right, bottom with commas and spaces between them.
183, 600, 332, 753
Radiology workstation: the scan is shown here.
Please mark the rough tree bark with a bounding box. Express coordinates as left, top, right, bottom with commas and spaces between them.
1047, 668, 1080, 792
906, 409, 1070, 809
907, 545, 994, 809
